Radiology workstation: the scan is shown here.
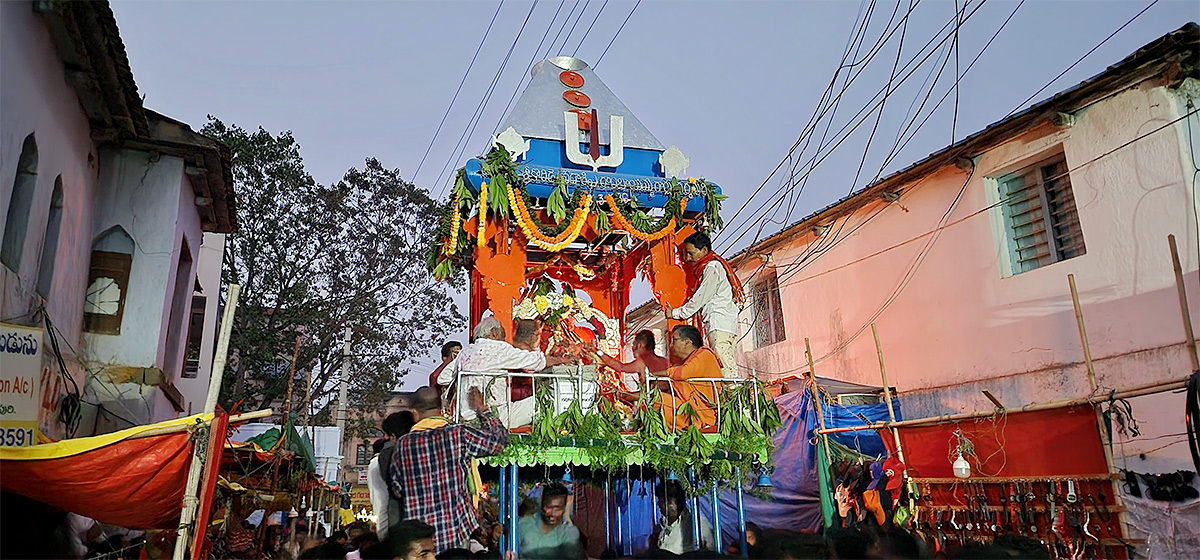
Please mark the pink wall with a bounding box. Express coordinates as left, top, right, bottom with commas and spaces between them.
733, 81, 1200, 470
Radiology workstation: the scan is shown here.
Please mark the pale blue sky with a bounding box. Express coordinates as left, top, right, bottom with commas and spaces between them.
110, 0, 1198, 388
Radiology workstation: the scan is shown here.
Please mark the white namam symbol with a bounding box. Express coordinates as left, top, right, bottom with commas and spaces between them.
563, 111, 624, 170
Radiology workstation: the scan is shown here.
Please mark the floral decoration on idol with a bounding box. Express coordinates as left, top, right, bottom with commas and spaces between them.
513, 280, 620, 357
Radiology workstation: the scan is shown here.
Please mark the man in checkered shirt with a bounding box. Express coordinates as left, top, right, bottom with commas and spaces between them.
390, 385, 506, 553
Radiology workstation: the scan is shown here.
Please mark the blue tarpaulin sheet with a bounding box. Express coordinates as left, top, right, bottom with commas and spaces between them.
695, 388, 899, 538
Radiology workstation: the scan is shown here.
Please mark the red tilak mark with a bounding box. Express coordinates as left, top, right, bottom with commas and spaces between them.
589, 109, 600, 161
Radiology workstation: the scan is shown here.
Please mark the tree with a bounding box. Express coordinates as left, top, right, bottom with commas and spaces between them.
202, 118, 464, 428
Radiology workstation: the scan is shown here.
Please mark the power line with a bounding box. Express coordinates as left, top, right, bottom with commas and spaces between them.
594, 0, 640, 69
412, 1, 505, 185
573, 0, 609, 57
491, 0, 572, 136
560, 0, 592, 56
545, 0, 583, 59
769, 0, 1024, 283
718, 0, 970, 252
434, 0, 542, 199
719, 0, 987, 254
1006, 0, 1161, 117
763, 108, 1198, 375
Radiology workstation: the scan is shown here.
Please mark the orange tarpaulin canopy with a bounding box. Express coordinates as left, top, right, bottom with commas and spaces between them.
0, 414, 208, 529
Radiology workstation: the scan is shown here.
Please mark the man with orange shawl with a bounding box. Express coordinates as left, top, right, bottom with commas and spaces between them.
655, 325, 720, 430
664, 231, 744, 379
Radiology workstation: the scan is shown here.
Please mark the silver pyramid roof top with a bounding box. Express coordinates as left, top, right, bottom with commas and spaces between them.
498, 56, 665, 151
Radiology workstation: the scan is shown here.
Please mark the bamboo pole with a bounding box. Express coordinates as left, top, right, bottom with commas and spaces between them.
1169, 234, 1199, 371
174, 284, 240, 560
1066, 274, 1132, 543
804, 338, 831, 439
815, 377, 1188, 434
805, 338, 836, 528
1068, 274, 1099, 393
127, 409, 273, 440
870, 324, 906, 462
871, 324, 917, 516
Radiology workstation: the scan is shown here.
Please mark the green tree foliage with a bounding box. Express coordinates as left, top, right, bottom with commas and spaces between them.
203, 118, 464, 429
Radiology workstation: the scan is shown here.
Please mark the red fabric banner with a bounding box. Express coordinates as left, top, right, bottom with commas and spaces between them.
896, 405, 1108, 478
0, 432, 193, 529
192, 411, 230, 560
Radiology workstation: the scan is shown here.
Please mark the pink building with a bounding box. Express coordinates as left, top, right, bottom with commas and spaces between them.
727, 24, 1199, 476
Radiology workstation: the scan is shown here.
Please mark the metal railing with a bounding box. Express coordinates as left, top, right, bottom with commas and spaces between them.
451, 367, 764, 433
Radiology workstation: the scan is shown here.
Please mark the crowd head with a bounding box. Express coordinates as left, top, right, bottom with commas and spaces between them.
472, 316, 505, 341
539, 483, 570, 528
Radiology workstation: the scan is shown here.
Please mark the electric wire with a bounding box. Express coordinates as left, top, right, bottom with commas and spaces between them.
737, 0, 985, 251
717, 0, 951, 245
572, 0, 609, 57
739, 109, 1197, 375
560, 0, 592, 56
594, 0, 640, 69
545, 0, 583, 59
411, 1, 505, 184
768, 0, 1024, 284
434, 0, 542, 199
490, 0, 571, 136
1005, 0, 1161, 118
718, 0, 985, 253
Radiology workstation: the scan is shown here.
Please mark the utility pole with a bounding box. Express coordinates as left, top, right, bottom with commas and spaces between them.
335, 326, 352, 484
282, 335, 303, 424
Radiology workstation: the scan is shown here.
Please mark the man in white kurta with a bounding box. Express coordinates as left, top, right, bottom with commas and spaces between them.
665, 232, 742, 379
438, 316, 572, 427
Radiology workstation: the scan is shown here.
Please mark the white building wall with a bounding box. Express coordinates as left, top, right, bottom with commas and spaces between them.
175, 232, 227, 413
159, 172, 203, 381
82, 150, 185, 369
0, 0, 100, 441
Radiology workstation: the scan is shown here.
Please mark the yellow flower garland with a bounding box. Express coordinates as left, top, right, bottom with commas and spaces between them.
509, 183, 592, 252
446, 191, 461, 255
477, 181, 488, 248
604, 194, 677, 242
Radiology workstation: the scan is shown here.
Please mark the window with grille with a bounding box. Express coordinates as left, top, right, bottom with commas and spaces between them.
998, 154, 1085, 274
356, 443, 370, 465
751, 269, 786, 348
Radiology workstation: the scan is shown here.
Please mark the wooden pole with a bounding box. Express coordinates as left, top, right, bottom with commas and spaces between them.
282, 336, 303, 424
1066, 274, 1131, 545
804, 338, 831, 437
1169, 234, 1199, 371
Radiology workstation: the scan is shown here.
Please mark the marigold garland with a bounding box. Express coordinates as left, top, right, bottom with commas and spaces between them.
605, 194, 677, 242
446, 191, 462, 255
510, 183, 592, 252
476, 181, 488, 248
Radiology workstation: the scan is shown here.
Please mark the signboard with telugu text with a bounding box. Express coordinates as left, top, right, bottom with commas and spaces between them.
0, 323, 43, 447
350, 485, 372, 510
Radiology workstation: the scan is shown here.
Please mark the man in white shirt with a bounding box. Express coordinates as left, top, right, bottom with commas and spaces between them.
366, 411, 414, 540
652, 479, 713, 554
437, 316, 575, 427
664, 231, 745, 379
